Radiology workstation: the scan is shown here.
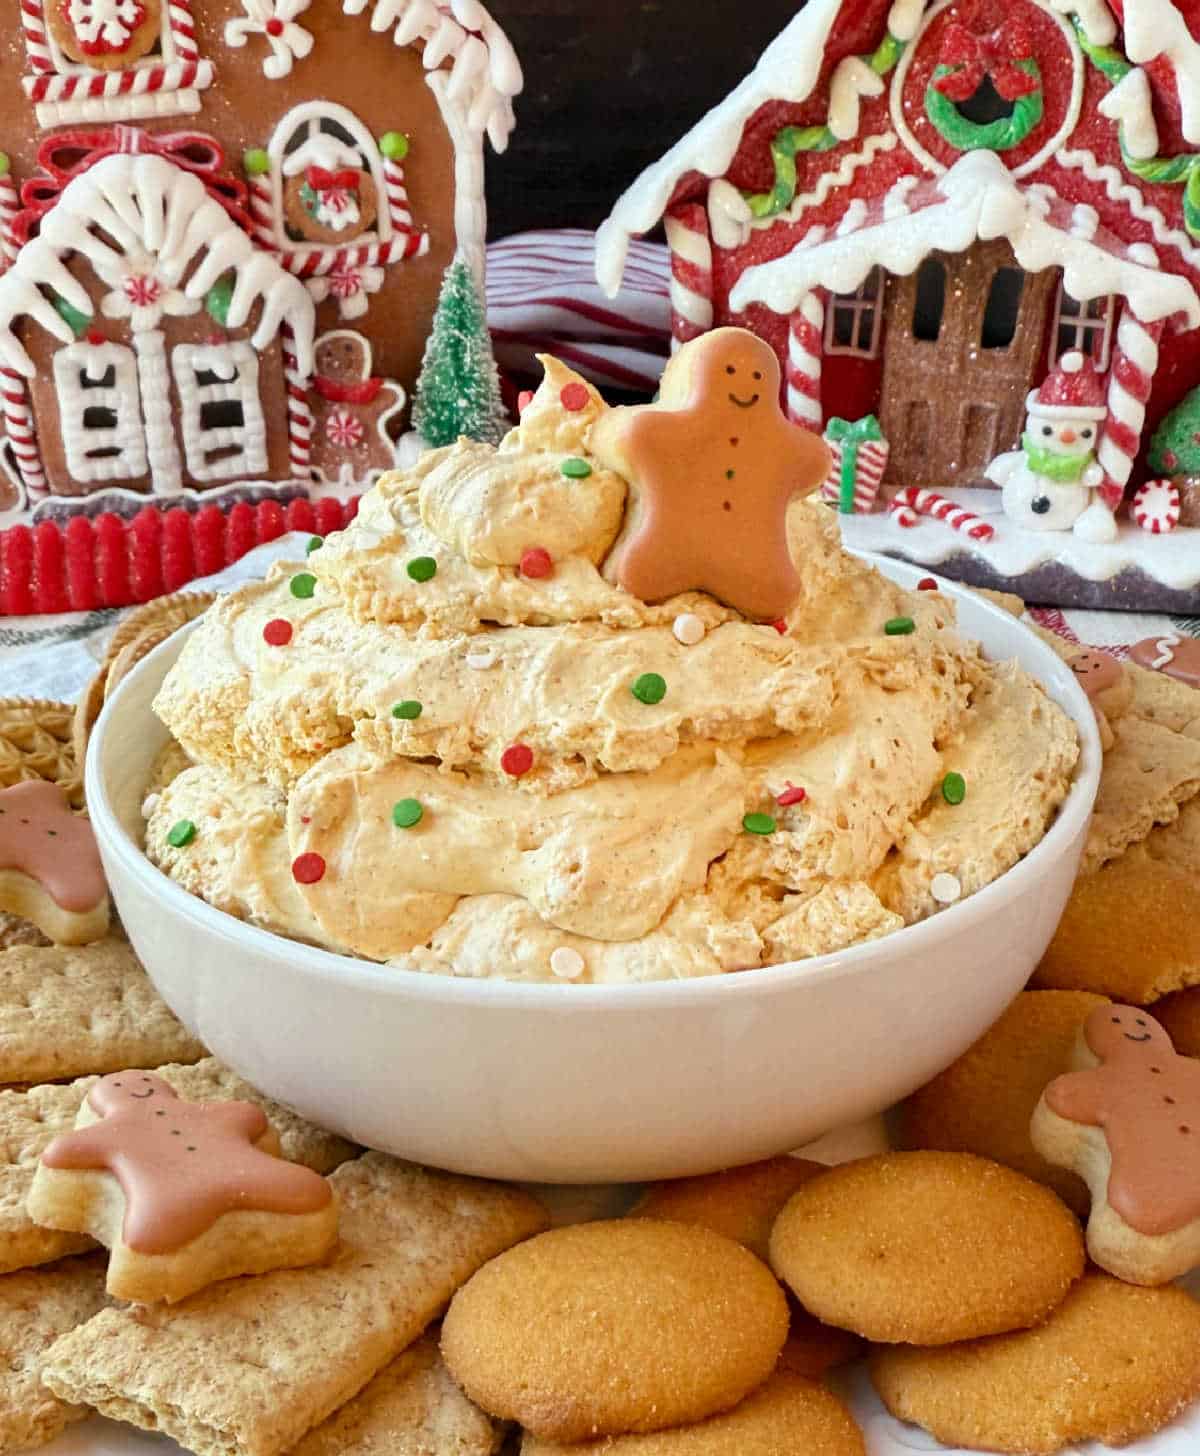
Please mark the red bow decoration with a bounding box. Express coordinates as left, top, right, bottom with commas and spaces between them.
13, 125, 253, 247
312, 375, 384, 405
933, 18, 1038, 103
305, 167, 361, 193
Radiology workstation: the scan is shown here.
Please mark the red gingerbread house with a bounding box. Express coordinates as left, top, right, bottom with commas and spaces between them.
599, 0, 1200, 610
0, 0, 520, 610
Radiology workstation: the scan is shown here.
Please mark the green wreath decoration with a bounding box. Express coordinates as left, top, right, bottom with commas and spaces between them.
924, 60, 1044, 152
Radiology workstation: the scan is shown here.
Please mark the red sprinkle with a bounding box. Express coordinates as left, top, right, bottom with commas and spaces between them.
777, 784, 808, 808
520, 547, 554, 580
771, 620, 788, 636
918, 577, 939, 592
266, 16, 284, 33
292, 853, 325, 885
560, 382, 590, 412
263, 618, 294, 647
501, 743, 535, 778
517, 390, 535, 414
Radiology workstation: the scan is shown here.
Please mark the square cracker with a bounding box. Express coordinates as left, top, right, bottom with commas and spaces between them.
0, 1057, 357, 1275
41, 1153, 548, 1456
0, 936, 204, 1084
1081, 715, 1200, 875
0, 1253, 107, 1454
289, 1334, 499, 1456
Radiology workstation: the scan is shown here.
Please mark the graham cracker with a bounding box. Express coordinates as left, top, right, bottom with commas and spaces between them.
0, 1253, 107, 1454
41, 1153, 548, 1456
290, 1334, 499, 1456
0, 1057, 356, 1275
0, 936, 205, 1085
1081, 715, 1200, 876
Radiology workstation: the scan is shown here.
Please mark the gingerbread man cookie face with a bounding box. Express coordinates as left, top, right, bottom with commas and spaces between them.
1032, 1005, 1200, 1284
1070, 650, 1122, 703
590, 329, 831, 621
0, 779, 109, 945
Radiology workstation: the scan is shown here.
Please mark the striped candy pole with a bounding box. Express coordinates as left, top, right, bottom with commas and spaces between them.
889, 487, 995, 542
380, 131, 418, 238
168, 0, 199, 63
0, 156, 19, 267
281, 323, 313, 479
19, 0, 54, 72
663, 202, 714, 352
1098, 307, 1165, 512
1, 367, 46, 497
243, 149, 278, 251
787, 293, 825, 431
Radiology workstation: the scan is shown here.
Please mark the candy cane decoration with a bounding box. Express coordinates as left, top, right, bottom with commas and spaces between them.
245, 166, 278, 251
890, 487, 995, 541
787, 293, 824, 431
1098, 307, 1166, 512
0, 158, 19, 267
664, 202, 714, 352
19, 0, 54, 72
281, 324, 313, 478
1, 367, 46, 497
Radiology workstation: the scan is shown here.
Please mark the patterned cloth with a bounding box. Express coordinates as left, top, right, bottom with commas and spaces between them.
2, 231, 1194, 698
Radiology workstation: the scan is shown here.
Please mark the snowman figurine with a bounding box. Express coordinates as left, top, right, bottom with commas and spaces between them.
987, 352, 1117, 543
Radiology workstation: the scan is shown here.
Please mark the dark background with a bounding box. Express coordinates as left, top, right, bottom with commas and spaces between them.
485, 0, 804, 239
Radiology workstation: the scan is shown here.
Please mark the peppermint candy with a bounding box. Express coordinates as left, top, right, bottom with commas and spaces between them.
324, 409, 365, 450
1132, 479, 1181, 535
64, 0, 147, 53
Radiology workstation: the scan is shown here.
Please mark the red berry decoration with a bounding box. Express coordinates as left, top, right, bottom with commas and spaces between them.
263, 619, 294, 647
771, 620, 788, 636
560, 382, 590, 412
777, 784, 808, 807
501, 744, 535, 778
266, 15, 284, 33
291, 852, 326, 885
520, 547, 554, 580
918, 577, 939, 592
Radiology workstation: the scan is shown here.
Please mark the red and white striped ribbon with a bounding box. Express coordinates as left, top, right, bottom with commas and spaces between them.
890, 486, 995, 541
1098, 309, 1165, 513
787, 293, 824, 431
663, 202, 713, 352
1, 367, 46, 496
281, 325, 313, 478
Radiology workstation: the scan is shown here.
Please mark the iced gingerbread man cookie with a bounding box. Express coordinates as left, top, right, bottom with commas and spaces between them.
1032, 1005, 1200, 1286
0, 780, 109, 944
1129, 634, 1200, 689
308, 331, 405, 487
590, 327, 831, 621
1068, 648, 1133, 752
28, 1071, 338, 1303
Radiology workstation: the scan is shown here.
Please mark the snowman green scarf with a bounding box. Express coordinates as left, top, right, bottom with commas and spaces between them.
1021, 434, 1096, 485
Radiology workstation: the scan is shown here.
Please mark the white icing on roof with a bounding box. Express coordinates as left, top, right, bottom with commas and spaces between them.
1122, 0, 1200, 146
731, 151, 1200, 327
344, 0, 524, 152
595, 0, 846, 297
0, 153, 316, 379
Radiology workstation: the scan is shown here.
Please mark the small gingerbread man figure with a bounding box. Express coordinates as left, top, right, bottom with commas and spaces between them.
1031, 1005, 1200, 1285
308, 330, 406, 488
590, 328, 831, 621
0, 779, 108, 945
1067, 649, 1132, 752
30, 1072, 337, 1302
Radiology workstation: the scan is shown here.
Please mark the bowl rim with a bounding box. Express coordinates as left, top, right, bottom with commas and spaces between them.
87, 555, 1103, 1010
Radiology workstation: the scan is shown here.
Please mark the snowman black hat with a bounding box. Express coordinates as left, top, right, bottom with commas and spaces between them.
1026, 351, 1108, 422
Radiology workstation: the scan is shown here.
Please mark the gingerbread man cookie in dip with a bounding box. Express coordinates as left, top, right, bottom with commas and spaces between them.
1068, 649, 1133, 752
590, 328, 831, 621
28, 1071, 337, 1303
1130, 634, 1200, 689
1032, 1005, 1200, 1286
0, 780, 108, 945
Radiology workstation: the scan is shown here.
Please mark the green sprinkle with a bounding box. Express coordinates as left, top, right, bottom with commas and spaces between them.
407, 557, 437, 583
243, 147, 271, 176
306, 535, 324, 556
743, 813, 778, 837
561, 458, 592, 479
290, 572, 317, 599
942, 772, 967, 806
632, 673, 667, 706
392, 700, 423, 721
379, 131, 410, 161
167, 820, 196, 849
392, 798, 424, 829
0, 154, 10, 179
885, 616, 916, 636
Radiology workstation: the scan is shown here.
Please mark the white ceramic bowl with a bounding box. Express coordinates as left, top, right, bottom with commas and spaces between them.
87, 558, 1102, 1184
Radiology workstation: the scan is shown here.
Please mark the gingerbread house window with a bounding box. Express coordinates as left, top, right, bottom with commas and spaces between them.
825, 268, 884, 358
171, 342, 269, 483
20, 0, 214, 127
268, 103, 393, 250
1052, 287, 1115, 372
913, 260, 948, 343
53, 340, 148, 484
981, 267, 1027, 351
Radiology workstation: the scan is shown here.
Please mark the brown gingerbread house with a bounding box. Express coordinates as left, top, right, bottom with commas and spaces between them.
0, 0, 521, 522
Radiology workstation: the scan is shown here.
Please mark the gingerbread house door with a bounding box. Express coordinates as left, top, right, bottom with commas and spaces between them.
879, 240, 1057, 488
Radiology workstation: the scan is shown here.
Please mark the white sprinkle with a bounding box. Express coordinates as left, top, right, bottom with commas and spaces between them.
672, 613, 706, 647
141, 793, 161, 820
931, 873, 963, 906
550, 947, 585, 981
466, 646, 497, 670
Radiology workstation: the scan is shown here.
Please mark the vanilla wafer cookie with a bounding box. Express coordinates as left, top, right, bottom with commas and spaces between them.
0, 937, 204, 1084
0, 699, 81, 808
290, 1334, 499, 1456
0, 1057, 355, 1275
0, 1253, 107, 1454
41, 1154, 548, 1456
